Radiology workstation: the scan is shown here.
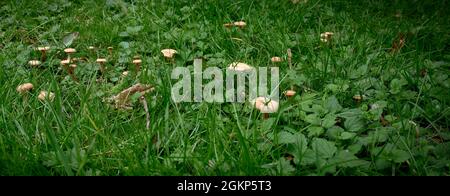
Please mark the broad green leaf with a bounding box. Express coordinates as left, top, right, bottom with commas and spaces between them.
322, 113, 336, 128
330, 150, 370, 168
289, 133, 308, 164
277, 158, 295, 176
305, 114, 321, 125
126, 26, 143, 34
389, 78, 407, 94
277, 131, 296, 144
307, 126, 324, 137
344, 117, 365, 132
326, 126, 344, 140
391, 149, 411, 163
339, 132, 356, 140
300, 149, 316, 165
324, 95, 342, 113
311, 138, 337, 159
337, 108, 363, 119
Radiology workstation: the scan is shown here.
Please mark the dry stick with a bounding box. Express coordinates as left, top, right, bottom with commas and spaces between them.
140, 96, 150, 130
287, 48, 293, 90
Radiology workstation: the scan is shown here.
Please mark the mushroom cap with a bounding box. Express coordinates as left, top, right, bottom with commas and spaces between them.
352, 95, 362, 101
223, 23, 234, 28
132, 59, 142, 64
64, 48, 76, 53
96, 58, 107, 63
122, 71, 129, 76
88, 46, 95, 50
250, 97, 267, 110
233, 21, 246, 28
284, 90, 296, 97
38, 91, 55, 101
271, 56, 282, 63
227, 62, 254, 72
161, 49, 177, 58
251, 97, 279, 113
260, 100, 279, 113
107, 47, 113, 50
36, 46, 50, 51
69, 64, 77, 68
16, 83, 33, 93
60, 59, 70, 65
28, 60, 41, 66
320, 32, 334, 38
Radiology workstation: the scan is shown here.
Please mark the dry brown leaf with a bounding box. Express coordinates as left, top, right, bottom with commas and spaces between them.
112, 83, 154, 109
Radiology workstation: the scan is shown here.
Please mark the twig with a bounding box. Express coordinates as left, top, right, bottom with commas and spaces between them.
140, 96, 150, 130
287, 48, 293, 90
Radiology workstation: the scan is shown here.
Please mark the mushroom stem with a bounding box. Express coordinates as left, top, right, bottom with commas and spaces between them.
41, 50, 47, 62
287, 48, 292, 70
263, 113, 269, 119
133, 59, 142, 73
68, 64, 78, 82
99, 62, 105, 74
108, 47, 113, 58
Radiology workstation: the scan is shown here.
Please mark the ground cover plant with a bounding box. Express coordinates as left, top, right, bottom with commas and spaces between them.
0, 0, 449, 176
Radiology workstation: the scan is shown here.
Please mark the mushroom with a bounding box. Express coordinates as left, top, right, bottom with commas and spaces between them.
60, 59, 70, 72
16, 83, 33, 94
320, 32, 334, 43
28, 60, 41, 67
227, 62, 254, 72
132, 59, 142, 72
251, 97, 279, 119
107, 47, 113, 57
352, 95, 363, 102
36, 46, 50, 61
88, 46, 95, 50
161, 49, 177, 59
122, 71, 129, 77
38, 91, 55, 102
271, 57, 282, 63
64, 48, 76, 62
96, 58, 107, 74
233, 21, 246, 28
67, 64, 78, 81
284, 90, 296, 98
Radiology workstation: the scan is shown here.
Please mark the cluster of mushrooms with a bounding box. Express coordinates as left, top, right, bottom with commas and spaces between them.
18, 45, 178, 105
17, 21, 334, 120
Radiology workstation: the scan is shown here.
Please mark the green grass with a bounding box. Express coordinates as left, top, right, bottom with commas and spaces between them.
0, 0, 449, 176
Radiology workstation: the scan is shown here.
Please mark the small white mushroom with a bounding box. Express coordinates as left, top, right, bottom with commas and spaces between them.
132, 59, 142, 72
251, 97, 279, 119
233, 21, 246, 28
64, 48, 76, 62
28, 60, 41, 67
271, 57, 282, 63
16, 83, 33, 94
38, 91, 55, 102
36, 46, 50, 61
284, 90, 296, 98
227, 62, 254, 72
320, 32, 334, 43
96, 58, 107, 74
161, 49, 177, 59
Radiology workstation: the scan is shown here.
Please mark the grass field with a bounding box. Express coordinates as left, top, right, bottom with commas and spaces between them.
0, 0, 449, 176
